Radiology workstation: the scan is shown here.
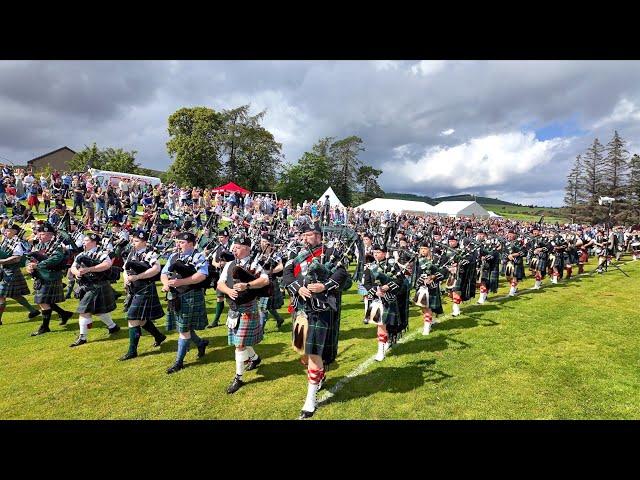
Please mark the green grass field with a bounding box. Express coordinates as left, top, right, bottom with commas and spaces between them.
1, 250, 638, 419
482, 204, 569, 223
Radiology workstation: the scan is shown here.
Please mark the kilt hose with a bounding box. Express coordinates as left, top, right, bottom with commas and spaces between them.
76, 280, 117, 314
126, 282, 164, 322
34, 278, 65, 305
0, 268, 30, 297
166, 288, 207, 333
228, 301, 263, 347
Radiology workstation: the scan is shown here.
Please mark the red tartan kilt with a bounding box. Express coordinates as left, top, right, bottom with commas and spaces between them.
579, 249, 588, 263
27, 195, 39, 206
112, 257, 124, 267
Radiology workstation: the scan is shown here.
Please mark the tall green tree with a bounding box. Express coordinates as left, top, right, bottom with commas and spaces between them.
579, 138, 605, 223
277, 152, 333, 205
357, 165, 384, 202
220, 105, 265, 182
629, 153, 640, 222
603, 130, 630, 220
329, 136, 364, 206
236, 126, 283, 192
102, 148, 140, 173
166, 107, 225, 187
68, 143, 104, 171
563, 154, 582, 221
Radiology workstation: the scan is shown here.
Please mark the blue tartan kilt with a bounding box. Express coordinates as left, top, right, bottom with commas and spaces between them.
228, 301, 263, 347
566, 250, 579, 265
34, 279, 65, 305
77, 280, 116, 314
0, 268, 30, 297
126, 284, 164, 321
300, 308, 340, 365
166, 288, 207, 333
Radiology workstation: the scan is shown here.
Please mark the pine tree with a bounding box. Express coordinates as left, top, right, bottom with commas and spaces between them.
629, 154, 640, 223
603, 130, 630, 221
579, 138, 605, 223
563, 154, 582, 222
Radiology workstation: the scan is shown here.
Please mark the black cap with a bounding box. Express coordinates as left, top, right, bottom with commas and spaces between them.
134, 229, 150, 241
178, 232, 196, 243
232, 234, 252, 247
35, 221, 55, 233
261, 233, 274, 243
419, 241, 430, 248
5, 222, 22, 233
447, 235, 458, 241
218, 228, 229, 237
86, 231, 101, 243
301, 223, 322, 234
372, 243, 387, 252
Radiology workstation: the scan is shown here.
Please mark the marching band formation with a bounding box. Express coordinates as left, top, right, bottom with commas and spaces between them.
2, 189, 640, 419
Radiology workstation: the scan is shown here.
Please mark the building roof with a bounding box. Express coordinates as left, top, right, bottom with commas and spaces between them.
27, 146, 76, 164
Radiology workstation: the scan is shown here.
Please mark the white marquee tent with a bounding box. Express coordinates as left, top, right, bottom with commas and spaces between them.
317, 187, 345, 209
356, 197, 439, 216
432, 201, 490, 218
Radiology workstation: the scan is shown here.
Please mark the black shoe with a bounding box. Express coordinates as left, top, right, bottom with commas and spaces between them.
298, 409, 315, 419
152, 334, 167, 347
245, 355, 261, 371
59, 310, 73, 325
166, 363, 184, 374
226, 375, 245, 394
197, 339, 209, 358
108, 325, 121, 335
207, 320, 219, 329
70, 336, 87, 347
28, 310, 41, 319
31, 326, 50, 336
119, 351, 137, 361
276, 319, 284, 328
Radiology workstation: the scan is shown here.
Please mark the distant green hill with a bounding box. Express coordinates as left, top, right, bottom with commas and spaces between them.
384, 192, 435, 205
432, 194, 519, 206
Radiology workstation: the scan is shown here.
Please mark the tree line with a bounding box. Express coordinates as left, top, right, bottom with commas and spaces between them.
564, 130, 640, 225
70, 105, 384, 207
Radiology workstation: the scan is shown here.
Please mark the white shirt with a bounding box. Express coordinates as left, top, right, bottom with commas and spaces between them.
219, 254, 268, 285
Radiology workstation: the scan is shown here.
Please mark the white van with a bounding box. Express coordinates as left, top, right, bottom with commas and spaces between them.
88, 168, 162, 189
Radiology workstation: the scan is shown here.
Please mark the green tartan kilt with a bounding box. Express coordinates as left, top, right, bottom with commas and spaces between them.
77, 281, 116, 314
34, 279, 65, 305
0, 268, 30, 297
126, 284, 164, 321
300, 307, 340, 365
417, 285, 444, 314
166, 288, 207, 333
228, 302, 263, 347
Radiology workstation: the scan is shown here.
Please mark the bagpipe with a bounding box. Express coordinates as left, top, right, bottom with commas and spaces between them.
123, 249, 161, 309
0, 227, 28, 268
75, 248, 121, 285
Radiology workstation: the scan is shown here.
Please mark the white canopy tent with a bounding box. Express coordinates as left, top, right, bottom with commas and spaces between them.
432, 201, 490, 218
356, 197, 438, 216
487, 210, 503, 218
318, 187, 345, 209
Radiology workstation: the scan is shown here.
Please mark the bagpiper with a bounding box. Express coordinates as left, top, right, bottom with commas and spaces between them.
502, 230, 524, 294
0, 222, 40, 325
528, 226, 549, 289
475, 231, 500, 303
217, 233, 270, 394
69, 230, 120, 347
207, 227, 233, 328
119, 229, 167, 360
252, 233, 285, 329
161, 231, 210, 374
25, 221, 74, 336
413, 242, 446, 335
282, 222, 349, 419
363, 243, 406, 361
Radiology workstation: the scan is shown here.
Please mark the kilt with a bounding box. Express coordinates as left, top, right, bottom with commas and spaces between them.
0, 268, 30, 297
77, 280, 117, 314
566, 250, 579, 265
488, 269, 500, 293
300, 307, 340, 365
227, 301, 263, 347
268, 278, 284, 310
34, 278, 65, 304
126, 283, 164, 321
257, 296, 269, 311
420, 285, 444, 314
166, 288, 207, 333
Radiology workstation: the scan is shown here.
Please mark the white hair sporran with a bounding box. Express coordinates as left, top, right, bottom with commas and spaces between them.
366, 298, 385, 325
292, 310, 309, 355
413, 285, 430, 308
505, 260, 515, 277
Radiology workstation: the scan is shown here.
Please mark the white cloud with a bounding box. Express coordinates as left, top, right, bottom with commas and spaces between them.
372, 60, 400, 72
382, 131, 570, 190
441, 128, 455, 136
410, 60, 446, 77
592, 97, 640, 129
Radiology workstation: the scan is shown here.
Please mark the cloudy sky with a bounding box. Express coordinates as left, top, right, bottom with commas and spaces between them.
1, 60, 640, 207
